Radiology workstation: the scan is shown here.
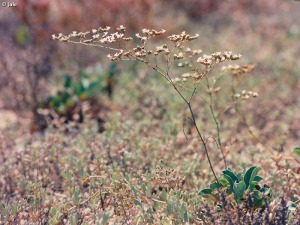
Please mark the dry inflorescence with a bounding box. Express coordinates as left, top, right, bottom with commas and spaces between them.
222, 64, 256, 79
234, 90, 259, 100
53, 26, 242, 78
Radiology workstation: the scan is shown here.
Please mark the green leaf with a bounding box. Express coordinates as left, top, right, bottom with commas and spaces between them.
293, 147, 300, 156
248, 181, 258, 192
61, 91, 71, 103
72, 187, 81, 204
253, 176, 263, 182
198, 189, 218, 202
15, 25, 30, 45
134, 199, 143, 208
70, 214, 78, 225
131, 186, 137, 197
87, 81, 98, 92
254, 198, 265, 208
252, 190, 265, 208
64, 75, 72, 88
180, 204, 185, 219
141, 184, 147, 194
246, 167, 262, 190
49, 96, 62, 109
184, 211, 189, 222
198, 188, 212, 195
223, 174, 234, 193
210, 182, 221, 190
160, 189, 167, 201
222, 169, 239, 183
233, 181, 246, 204
244, 166, 256, 188
218, 179, 229, 187
260, 185, 272, 196
50, 207, 57, 216
101, 212, 109, 224
108, 62, 118, 77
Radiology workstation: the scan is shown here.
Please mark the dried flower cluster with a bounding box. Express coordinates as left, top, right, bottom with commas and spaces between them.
234, 90, 259, 99
222, 64, 256, 78
52, 26, 244, 90
197, 51, 242, 67
53, 26, 203, 64
168, 31, 199, 43
170, 72, 203, 84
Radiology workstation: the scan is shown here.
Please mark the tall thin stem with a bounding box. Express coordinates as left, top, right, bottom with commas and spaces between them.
204, 76, 227, 167
209, 104, 226, 167
187, 102, 219, 184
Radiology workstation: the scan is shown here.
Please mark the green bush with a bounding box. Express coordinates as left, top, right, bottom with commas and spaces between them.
199, 166, 272, 210
42, 63, 118, 126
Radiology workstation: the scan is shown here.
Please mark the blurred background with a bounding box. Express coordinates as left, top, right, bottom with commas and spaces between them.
0, 0, 300, 152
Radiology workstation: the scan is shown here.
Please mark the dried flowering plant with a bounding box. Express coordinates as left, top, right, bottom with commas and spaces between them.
53, 25, 258, 184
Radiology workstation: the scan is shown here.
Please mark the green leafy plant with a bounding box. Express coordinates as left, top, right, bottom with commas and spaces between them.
38, 64, 118, 132
46, 72, 104, 118
293, 146, 300, 156
199, 166, 272, 210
